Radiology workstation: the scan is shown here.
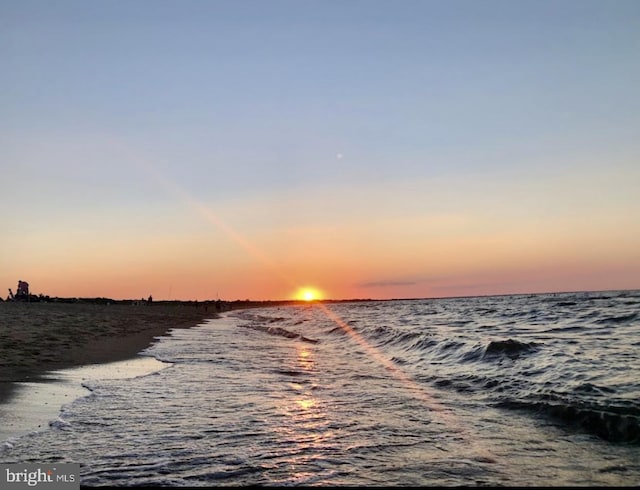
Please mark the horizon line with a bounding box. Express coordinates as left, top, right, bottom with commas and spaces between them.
4, 287, 638, 305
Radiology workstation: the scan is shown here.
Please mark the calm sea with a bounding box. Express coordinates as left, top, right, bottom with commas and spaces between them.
1, 290, 639, 486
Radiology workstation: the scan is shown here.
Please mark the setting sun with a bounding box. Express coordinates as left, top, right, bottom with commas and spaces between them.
295, 287, 323, 302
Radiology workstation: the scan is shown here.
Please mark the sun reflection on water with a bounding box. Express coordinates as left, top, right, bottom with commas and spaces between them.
296, 398, 315, 411
268, 341, 338, 484
297, 346, 314, 371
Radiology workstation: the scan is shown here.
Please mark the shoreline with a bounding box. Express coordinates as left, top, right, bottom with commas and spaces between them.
0, 302, 217, 404
0, 356, 171, 444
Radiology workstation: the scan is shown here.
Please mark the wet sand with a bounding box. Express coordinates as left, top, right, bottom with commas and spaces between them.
0, 302, 216, 404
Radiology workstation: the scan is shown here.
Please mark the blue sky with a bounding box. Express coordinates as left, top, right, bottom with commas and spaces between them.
1, 0, 639, 300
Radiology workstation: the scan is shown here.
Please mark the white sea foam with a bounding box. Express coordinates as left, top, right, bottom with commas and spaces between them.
0, 356, 169, 444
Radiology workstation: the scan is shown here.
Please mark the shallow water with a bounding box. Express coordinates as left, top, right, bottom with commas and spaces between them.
0, 357, 168, 444
1, 291, 639, 486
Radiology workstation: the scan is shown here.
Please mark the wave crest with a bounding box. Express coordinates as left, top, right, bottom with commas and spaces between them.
496, 399, 640, 444
484, 339, 539, 359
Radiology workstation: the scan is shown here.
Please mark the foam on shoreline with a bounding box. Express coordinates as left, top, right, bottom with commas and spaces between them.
0, 356, 169, 445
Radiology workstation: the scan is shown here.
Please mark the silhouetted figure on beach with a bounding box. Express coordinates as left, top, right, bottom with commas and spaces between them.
148, 295, 153, 305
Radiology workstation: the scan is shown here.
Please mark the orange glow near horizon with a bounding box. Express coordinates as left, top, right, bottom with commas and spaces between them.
294, 287, 324, 302
3, 139, 637, 302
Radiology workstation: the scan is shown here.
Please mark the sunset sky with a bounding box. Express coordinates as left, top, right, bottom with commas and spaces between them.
1, 0, 639, 301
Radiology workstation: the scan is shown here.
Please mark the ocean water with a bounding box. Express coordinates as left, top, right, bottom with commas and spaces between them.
1, 290, 639, 486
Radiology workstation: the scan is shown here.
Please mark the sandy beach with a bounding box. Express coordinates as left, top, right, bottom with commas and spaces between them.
0, 301, 216, 404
